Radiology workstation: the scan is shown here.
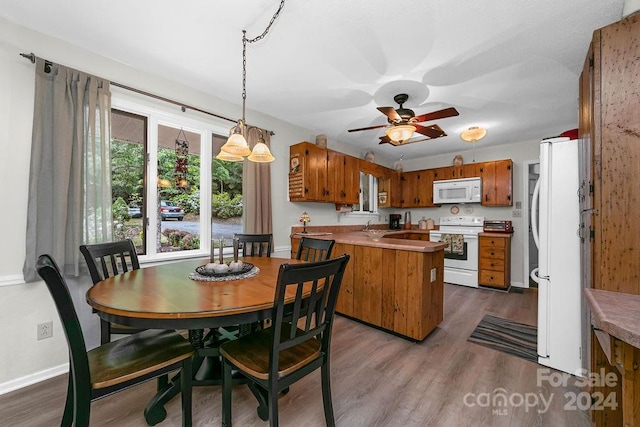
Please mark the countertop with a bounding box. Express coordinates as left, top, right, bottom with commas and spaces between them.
584, 288, 640, 349
291, 230, 447, 253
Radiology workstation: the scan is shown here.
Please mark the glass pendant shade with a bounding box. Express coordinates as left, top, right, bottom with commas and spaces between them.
247, 141, 275, 163
216, 150, 244, 162
220, 132, 251, 157
386, 124, 416, 143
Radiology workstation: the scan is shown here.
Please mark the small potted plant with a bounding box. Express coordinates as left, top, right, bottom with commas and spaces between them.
299, 212, 310, 234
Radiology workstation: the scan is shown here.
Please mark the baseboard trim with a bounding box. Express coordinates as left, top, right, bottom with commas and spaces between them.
0, 363, 68, 396
0, 274, 25, 287
510, 281, 526, 288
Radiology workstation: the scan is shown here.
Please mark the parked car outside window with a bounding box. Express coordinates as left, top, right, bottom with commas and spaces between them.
160, 200, 185, 221
127, 205, 142, 218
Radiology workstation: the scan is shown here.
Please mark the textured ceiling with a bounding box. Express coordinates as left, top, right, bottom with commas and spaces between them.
1, 0, 625, 161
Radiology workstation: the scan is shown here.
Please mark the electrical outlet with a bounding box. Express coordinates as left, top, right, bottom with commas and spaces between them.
37, 321, 53, 340
512, 210, 522, 218
430, 268, 437, 282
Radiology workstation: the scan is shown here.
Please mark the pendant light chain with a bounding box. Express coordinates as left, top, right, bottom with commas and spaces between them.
219, 0, 284, 162
241, 0, 286, 124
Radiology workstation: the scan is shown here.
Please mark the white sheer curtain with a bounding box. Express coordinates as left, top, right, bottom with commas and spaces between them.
242, 127, 273, 234
23, 58, 112, 282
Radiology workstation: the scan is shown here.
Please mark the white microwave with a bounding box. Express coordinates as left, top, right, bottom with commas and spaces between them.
433, 177, 482, 204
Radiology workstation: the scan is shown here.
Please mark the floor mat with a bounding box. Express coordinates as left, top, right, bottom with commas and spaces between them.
468, 314, 538, 363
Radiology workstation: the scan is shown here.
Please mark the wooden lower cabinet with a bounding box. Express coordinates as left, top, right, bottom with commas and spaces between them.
344, 244, 444, 340
333, 242, 356, 316
478, 233, 511, 289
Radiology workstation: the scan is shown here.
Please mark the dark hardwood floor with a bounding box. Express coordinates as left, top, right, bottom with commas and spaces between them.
1, 284, 592, 426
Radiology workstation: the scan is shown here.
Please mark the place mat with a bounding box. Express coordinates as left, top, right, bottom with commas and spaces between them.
468, 314, 538, 363
188, 265, 260, 282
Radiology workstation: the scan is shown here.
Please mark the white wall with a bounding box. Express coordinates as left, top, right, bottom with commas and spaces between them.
0, 17, 316, 392
401, 140, 541, 287
0, 16, 543, 391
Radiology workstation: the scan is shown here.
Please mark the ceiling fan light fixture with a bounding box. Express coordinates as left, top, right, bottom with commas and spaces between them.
461, 126, 487, 142
386, 124, 416, 143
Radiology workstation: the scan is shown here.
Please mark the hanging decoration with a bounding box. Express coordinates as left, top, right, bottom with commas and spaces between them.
174, 128, 189, 188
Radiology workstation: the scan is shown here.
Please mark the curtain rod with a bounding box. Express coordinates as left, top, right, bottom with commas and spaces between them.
19, 52, 275, 136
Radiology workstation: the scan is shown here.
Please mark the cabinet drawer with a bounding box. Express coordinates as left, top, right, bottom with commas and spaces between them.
479, 270, 507, 288
479, 247, 505, 259
479, 237, 506, 249
480, 257, 505, 271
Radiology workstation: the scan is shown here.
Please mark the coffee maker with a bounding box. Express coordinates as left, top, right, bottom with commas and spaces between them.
389, 214, 402, 230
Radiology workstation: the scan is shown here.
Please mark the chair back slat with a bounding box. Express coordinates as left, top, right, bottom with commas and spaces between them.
235, 233, 272, 258
269, 255, 349, 373
296, 237, 335, 262
80, 240, 140, 284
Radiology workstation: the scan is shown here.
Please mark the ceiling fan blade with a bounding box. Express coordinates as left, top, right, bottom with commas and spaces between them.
414, 124, 446, 139
348, 123, 388, 132
378, 135, 391, 145
377, 106, 401, 122
413, 107, 459, 123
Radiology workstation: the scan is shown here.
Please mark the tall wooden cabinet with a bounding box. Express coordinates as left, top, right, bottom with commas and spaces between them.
580, 13, 640, 427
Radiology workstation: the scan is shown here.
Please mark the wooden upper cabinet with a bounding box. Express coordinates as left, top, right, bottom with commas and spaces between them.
433, 163, 479, 181
416, 169, 436, 207
306, 143, 330, 201
401, 171, 419, 207
432, 166, 452, 181
290, 141, 512, 207
479, 159, 513, 206
288, 141, 359, 204
379, 171, 402, 208
358, 160, 388, 178
329, 151, 359, 204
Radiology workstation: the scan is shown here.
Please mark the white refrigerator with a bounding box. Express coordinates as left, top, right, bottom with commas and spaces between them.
531, 137, 583, 375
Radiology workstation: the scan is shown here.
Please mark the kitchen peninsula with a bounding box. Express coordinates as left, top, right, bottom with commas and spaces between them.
291, 227, 446, 341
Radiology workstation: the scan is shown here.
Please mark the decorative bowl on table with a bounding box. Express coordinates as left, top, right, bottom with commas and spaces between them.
195, 262, 254, 277
366, 230, 387, 242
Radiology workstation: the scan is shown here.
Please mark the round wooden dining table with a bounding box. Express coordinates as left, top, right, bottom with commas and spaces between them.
86, 256, 305, 330
86, 256, 306, 425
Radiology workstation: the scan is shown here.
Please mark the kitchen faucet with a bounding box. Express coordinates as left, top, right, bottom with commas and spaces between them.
363, 220, 372, 231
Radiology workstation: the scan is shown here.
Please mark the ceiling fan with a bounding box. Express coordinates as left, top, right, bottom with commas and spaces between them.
347, 93, 459, 146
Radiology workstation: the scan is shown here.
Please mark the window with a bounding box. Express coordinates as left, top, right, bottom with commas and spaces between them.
110, 92, 243, 260
352, 172, 378, 214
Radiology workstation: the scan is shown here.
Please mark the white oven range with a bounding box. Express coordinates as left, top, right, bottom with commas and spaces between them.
429, 216, 484, 288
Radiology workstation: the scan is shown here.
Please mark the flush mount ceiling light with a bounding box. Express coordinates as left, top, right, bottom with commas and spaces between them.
460, 126, 487, 142
461, 126, 486, 162
385, 124, 417, 143
217, 0, 285, 163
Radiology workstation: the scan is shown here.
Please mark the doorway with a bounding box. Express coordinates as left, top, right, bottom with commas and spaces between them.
522, 159, 540, 288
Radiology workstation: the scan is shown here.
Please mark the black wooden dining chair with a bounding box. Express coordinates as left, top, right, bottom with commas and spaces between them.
220, 254, 350, 427
80, 239, 143, 344
36, 254, 194, 427
295, 237, 335, 262
235, 233, 273, 257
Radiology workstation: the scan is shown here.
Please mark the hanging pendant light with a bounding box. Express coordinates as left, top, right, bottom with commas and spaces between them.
220, 120, 251, 157
247, 130, 275, 162
217, 1, 284, 163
